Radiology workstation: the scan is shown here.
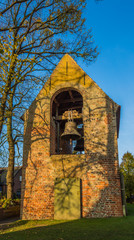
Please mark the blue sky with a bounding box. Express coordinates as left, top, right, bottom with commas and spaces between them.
80, 0, 134, 163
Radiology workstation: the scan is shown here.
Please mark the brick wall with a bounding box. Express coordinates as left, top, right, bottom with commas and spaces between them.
21, 54, 123, 219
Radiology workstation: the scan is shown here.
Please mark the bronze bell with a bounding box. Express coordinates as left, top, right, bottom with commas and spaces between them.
74, 137, 84, 152
61, 121, 81, 140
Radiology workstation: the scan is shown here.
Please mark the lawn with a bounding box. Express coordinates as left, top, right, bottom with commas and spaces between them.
0, 204, 134, 240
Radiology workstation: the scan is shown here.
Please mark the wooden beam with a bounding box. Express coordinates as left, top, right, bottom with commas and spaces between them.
61, 97, 82, 104
69, 90, 75, 102
59, 106, 82, 111
54, 98, 59, 106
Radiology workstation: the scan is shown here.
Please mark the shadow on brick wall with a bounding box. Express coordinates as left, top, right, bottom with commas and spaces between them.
20, 64, 122, 219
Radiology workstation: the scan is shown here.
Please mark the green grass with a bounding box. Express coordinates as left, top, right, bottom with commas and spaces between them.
0, 204, 134, 240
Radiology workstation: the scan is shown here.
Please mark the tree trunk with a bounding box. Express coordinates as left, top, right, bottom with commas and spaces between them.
7, 115, 15, 199
0, 77, 14, 135
0, 47, 18, 136
0, 91, 9, 135
6, 84, 15, 200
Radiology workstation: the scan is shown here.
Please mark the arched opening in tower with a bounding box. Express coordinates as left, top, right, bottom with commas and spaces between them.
51, 88, 84, 155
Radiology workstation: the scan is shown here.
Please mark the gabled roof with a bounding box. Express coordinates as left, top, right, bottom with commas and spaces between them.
21, 54, 121, 136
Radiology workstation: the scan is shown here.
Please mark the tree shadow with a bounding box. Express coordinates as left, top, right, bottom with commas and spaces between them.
0, 219, 29, 231
21, 57, 123, 220
1, 216, 134, 240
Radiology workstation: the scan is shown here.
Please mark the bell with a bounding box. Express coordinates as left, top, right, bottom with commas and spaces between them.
74, 137, 84, 151
61, 121, 81, 140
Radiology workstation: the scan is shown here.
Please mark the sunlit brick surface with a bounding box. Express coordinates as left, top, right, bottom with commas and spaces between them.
21, 54, 123, 219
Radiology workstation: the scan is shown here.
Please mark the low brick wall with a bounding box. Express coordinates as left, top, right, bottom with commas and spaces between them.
0, 205, 20, 221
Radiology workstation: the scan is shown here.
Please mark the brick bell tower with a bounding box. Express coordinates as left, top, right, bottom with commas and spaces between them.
21, 54, 123, 220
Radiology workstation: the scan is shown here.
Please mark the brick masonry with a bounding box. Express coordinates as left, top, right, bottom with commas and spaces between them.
21, 54, 123, 219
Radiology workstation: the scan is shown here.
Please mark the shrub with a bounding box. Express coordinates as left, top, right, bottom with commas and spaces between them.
0, 196, 20, 209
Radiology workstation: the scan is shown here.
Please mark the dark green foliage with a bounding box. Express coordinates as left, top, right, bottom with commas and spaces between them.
120, 152, 134, 201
